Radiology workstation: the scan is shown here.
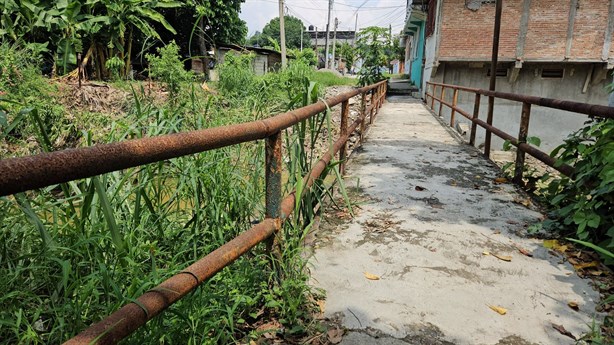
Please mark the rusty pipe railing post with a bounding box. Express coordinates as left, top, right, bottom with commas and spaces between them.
470, 93, 481, 146
265, 132, 282, 256
431, 84, 436, 109
485, 0, 504, 158
438, 86, 445, 116
513, 102, 531, 185
360, 92, 367, 141
340, 100, 349, 175
450, 88, 459, 127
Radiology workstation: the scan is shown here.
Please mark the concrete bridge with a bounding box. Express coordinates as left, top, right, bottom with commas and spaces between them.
311, 96, 601, 345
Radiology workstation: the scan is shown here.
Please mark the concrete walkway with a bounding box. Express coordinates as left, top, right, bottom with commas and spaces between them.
310, 97, 601, 344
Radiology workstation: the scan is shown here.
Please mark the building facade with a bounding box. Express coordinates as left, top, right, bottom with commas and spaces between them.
403, 1, 428, 89
422, 0, 614, 151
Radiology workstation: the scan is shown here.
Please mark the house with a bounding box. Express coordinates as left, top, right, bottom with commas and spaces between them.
403, 1, 428, 89
422, 0, 614, 151
195, 44, 290, 80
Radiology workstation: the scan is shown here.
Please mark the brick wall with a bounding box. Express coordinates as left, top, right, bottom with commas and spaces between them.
437, 0, 611, 62
570, 1, 609, 60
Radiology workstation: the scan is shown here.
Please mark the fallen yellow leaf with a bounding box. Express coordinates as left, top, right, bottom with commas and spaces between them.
573, 261, 599, 270
494, 177, 508, 184
493, 253, 512, 262
317, 300, 326, 313
543, 240, 568, 253
483, 251, 490, 256
364, 272, 380, 280
488, 305, 507, 315
567, 301, 579, 311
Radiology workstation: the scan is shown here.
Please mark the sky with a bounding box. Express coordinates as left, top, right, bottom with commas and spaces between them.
239, 0, 407, 38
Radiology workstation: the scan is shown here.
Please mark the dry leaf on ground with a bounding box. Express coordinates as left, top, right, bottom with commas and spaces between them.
257, 320, 282, 339
543, 240, 568, 253
493, 253, 513, 262
483, 251, 490, 256
567, 301, 579, 311
573, 261, 600, 270
494, 177, 508, 184
515, 245, 533, 257
552, 323, 576, 340
488, 305, 507, 315
317, 300, 326, 314
364, 272, 380, 280
327, 328, 344, 344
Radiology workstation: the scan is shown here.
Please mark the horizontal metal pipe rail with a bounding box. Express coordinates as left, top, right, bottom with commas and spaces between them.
0, 82, 384, 197
425, 81, 614, 183
0, 81, 387, 344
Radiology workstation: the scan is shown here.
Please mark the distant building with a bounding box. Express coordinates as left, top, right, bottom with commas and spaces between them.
421, 0, 614, 151
197, 44, 291, 80
307, 28, 355, 68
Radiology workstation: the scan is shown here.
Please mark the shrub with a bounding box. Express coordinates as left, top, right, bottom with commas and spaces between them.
542, 118, 614, 259
146, 41, 193, 98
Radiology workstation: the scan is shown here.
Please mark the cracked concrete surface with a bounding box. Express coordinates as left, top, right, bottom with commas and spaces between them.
310, 97, 601, 344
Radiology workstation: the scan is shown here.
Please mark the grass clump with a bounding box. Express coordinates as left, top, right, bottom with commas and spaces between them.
1, 44, 353, 344
312, 70, 356, 87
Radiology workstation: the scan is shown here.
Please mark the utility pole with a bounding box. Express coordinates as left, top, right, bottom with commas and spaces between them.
332, 17, 338, 71
279, 0, 287, 69
324, 0, 333, 69
353, 13, 358, 47
315, 27, 318, 61
300, 24, 303, 51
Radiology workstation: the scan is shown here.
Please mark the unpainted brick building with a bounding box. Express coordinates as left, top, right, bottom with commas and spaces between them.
420, 0, 614, 150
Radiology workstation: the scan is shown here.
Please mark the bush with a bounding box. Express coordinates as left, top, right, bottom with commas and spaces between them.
217, 52, 257, 98
146, 41, 193, 98
541, 118, 614, 259
105, 56, 125, 81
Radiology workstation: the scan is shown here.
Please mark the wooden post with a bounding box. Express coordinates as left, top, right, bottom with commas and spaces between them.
513, 102, 531, 185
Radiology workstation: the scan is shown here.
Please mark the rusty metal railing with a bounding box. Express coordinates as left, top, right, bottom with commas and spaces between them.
0, 80, 388, 344
425, 81, 614, 184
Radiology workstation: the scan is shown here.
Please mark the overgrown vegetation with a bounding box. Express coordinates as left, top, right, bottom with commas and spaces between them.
356, 26, 390, 86
0, 41, 348, 344
0, 0, 247, 79
539, 119, 614, 260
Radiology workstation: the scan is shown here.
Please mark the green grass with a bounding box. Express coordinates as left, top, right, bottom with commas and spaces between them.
311, 70, 357, 87
1, 53, 344, 344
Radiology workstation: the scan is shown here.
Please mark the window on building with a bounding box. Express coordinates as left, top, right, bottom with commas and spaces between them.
541, 68, 564, 79
486, 67, 508, 77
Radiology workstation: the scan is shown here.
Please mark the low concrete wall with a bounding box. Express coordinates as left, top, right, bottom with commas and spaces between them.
431, 62, 610, 152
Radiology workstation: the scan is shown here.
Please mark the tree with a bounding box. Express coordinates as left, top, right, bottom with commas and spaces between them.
258, 16, 310, 50
338, 43, 356, 73
356, 26, 390, 86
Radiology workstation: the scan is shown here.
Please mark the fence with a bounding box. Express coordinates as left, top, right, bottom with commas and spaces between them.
425, 81, 614, 184
0, 81, 387, 344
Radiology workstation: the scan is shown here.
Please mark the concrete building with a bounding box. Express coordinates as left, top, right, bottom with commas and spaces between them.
307, 28, 355, 68
422, 0, 614, 151
403, 0, 428, 89
201, 44, 291, 80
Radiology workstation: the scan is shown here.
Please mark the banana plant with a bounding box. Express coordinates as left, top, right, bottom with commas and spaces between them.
95, 0, 182, 77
